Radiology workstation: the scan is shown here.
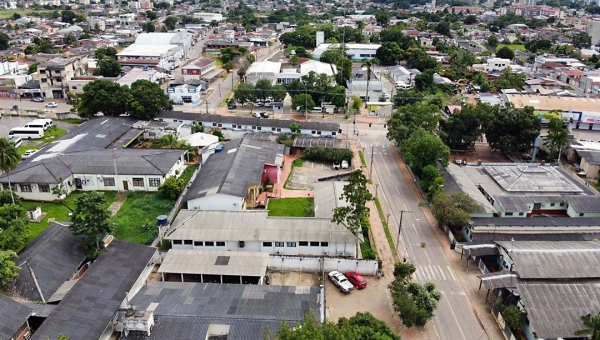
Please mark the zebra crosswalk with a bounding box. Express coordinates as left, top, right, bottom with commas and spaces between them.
360, 142, 387, 149
415, 265, 457, 282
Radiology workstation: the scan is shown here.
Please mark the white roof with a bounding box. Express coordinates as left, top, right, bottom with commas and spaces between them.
117, 44, 179, 57
314, 43, 381, 55
181, 132, 219, 147
246, 61, 281, 75
135, 32, 178, 45
300, 60, 336, 76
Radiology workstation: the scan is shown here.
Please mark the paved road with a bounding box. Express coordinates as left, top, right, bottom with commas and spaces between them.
0, 99, 72, 113
357, 124, 488, 340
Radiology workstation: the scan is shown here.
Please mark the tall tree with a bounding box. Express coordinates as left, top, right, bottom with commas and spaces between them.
332, 170, 373, 258
234, 83, 256, 103
128, 79, 173, 120
0, 138, 21, 204
544, 115, 569, 159
387, 102, 441, 144
576, 313, 600, 340
93, 57, 122, 77
163, 16, 178, 30
0, 32, 10, 50
485, 106, 541, 153
0, 203, 28, 251
61, 10, 76, 24
361, 58, 377, 105
487, 35, 499, 49
69, 192, 112, 250
77, 80, 130, 117
375, 42, 404, 66
0, 250, 20, 288
430, 192, 479, 230
496, 46, 515, 60
440, 103, 494, 149
291, 93, 315, 117
401, 129, 450, 173
255, 79, 273, 101
572, 32, 592, 49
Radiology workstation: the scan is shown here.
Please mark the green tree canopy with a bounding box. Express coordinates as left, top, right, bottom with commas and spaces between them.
572, 32, 592, 49
375, 42, 404, 65
496, 46, 515, 60
234, 83, 256, 103
69, 191, 113, 250
485, 106, 541, 153
128, 79, 173, 120
93, 57, 122, 77
0, 138, 21, 204
430, 192, 479, 230
0, 250, 20, 288
544, 115, 569, 158
163, 16, 178, 30
255, 79, 273, 101
401, 129, 450, 174
576, 313, 600, 340
76, 80, 130, 117
292, 93, 315, 114
439, 103, 494, 149
487, 35, 499, 49
387, 102, 440, 144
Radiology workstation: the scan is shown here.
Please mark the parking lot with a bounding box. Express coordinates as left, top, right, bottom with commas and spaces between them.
286, 160, 349, 190
267, 270, 322, 286
325, 274, 401, 333
0, 116, 75, 139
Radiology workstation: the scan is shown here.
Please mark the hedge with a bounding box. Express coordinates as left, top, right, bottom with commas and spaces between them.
303, 147, 353, 163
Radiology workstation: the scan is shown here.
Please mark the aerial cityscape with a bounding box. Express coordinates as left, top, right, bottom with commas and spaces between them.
0, 0, 600, 338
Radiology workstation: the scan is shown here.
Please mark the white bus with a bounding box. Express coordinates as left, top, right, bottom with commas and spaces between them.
8, 127, 44, 140
26, 118, 53, 130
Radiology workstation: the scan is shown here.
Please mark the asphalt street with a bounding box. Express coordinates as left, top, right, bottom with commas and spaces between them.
358, 123, 488, 340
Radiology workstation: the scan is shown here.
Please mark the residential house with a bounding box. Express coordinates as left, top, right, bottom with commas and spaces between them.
277, 59, 337, 86
38, 55, 88, 99
180, 57, 216, 82
166, 80, 205, 105
0, 295, 34, 340
203, 40, 253, 54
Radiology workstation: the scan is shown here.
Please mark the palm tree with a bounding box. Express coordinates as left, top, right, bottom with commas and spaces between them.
0, 138, 22, 204
575, 313, 600, 339
544, 116, 569, 161
361, 58, 377, 108
161, 134, 178, 149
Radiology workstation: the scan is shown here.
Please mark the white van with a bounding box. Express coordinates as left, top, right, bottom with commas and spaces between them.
395, 81, 413, 90
9, 127, 44, 140
25, 119, 52, 131
8, 136, 22, 148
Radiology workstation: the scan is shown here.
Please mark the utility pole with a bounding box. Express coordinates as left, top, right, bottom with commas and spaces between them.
396, 210, 412, 261
205, 98, 209, 115
218, 83, 221, 97
370, 145, 375, 177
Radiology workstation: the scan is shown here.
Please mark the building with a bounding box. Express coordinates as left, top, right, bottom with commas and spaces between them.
587, 19, 600, 46
117, 13, 136, 26
122, 281, 321, 339
166, 210, 357, 257
15, 222, 87, 303
313, 181, 349, 219
204, 40, 253, 54
31, 240, 156, 340
312, 43, 380, 61
277, 59, 337, 85
193, 12, 224, 22
184, 137, 284, 210
117, 67, 161, 87
482, 57, 511, 72
180, 57, 216, 82
166, 80, 205, 105
0, 295, 34, 340
117, 32, 192, 70
38, 55, 88, 99
0, 117, 187, 201
347, 66, 384, 102
245, 61, 281, 85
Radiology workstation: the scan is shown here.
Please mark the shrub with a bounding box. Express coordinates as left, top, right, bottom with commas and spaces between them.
158, 176, 185, 200
303, 147, 353, 163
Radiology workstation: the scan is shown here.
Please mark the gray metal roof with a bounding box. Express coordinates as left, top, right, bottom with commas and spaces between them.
461, 243, 500, 257
471, 216, 600, 228
184, 138, 284, 201
31, 240, 156, 340
484, 165, 583, 194
578, 150, 600, 165
469, 231, 600, 243
494, 195, 565, 212
479, 272, 519, 290
567, 195, 600, 213
497, 241, 600, 279
313, 181, 349, 219
158, 250, 269, 277
0, 295, 33, 340
292, 137, 350, 149
157, 111, 341, 132
15, 222, 87, 302
518, 283, 600, 339
166, 210, 355, 243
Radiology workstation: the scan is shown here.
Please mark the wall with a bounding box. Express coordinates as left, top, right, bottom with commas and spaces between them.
73, 174, 164, 192
187, 193, 244, 210
262, 164, 280, 184
581, 157, 600, 179
171, 240, 356, 257
268, 255, 378, 275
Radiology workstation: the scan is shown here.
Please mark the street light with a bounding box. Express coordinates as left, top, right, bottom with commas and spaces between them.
396, 210, 412, 260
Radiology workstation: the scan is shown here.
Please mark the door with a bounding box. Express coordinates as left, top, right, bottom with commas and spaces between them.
123, 181, 129, 191
75, 178, 82, 189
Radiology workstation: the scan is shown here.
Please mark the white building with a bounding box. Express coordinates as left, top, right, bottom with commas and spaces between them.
245, 61, 281, 85
166, 210, 357, 257
347, 66, 383, 102
483, 58, 511, 72
312, 43, 381, 62
117, 13, 135, 26
193, 12, 224, 22
117, 32, 193, 70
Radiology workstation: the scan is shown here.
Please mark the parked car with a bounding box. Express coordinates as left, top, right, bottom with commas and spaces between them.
31, 97, 44, 102
328, 271, 354, 293
260, 112, 269, 118
45, 102, 58, 108
168, 75, 176, 81
252, 112, 261, 118
21, 149, 38, 159
345, 271, 367, 289
254, 102, 265, 107
341, 160, 349, 169
227, 102, 237, 109
332, 162, 341, 170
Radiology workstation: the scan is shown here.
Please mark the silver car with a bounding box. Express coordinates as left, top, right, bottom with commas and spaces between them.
328, 271, 354, 293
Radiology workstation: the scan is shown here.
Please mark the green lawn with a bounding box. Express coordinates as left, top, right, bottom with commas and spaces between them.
0, 9, 41, 19
497, 44, 526, 51
57, 118, 85, 125
40, 127, 67, 143
111, 192, 175, 245
20, 191, 117, 249
180, 165, 196, 184
17, 145, 40, 156
374, 197, 396, 253
267, 197, 314, 217
358, 151, 367, 167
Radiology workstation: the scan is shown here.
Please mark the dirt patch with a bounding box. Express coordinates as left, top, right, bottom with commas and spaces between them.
287, 160, 347, 190
266, 270, 322, 286
451, 140, 511, 164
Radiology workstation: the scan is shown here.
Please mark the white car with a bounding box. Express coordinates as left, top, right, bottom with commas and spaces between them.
328, 271, 354, 293
341, 160, 349, 169
45, 102, 58, 108
22, 149, 38, 159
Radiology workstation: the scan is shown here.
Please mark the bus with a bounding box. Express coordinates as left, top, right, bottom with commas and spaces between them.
8, 127, 44, 140
26, 118, 53, 130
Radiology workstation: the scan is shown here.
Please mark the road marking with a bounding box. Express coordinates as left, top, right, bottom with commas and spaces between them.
412, 223, 419, 237
379, 154, 392, 176
447, 266, 457, 281
443, 292, 468, 340
423, 248, 432, 264
395, 186, 401, 196
432, 323, 441, 340
437, 265, 447, 281
403, 203, 407, 210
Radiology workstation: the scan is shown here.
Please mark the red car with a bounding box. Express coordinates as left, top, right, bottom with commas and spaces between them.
346, 271, 367, 289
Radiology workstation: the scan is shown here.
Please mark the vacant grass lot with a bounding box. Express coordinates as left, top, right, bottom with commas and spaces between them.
0, 9, 44, 19
497, 44, 526, 51
20, 191, 117, 248
267, 197, 314, 217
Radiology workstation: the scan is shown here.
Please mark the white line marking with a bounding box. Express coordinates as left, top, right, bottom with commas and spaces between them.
447, 266, 457, 281
403, 203, 407, 210
437, 265, 447, 281
432, 323, 441, 339
379, 154, 392, 176
423, 248, 432, 264
412, 223, 419, 237
421, 267, 430, 281
443, 292, 468, 340
395, 186, 401, 196
416, 269, 424, 281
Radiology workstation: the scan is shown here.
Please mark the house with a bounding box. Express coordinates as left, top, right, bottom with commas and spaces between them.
122, 281, 321, 339
347, 66, 383, 102
193, 12, 224, 22
0, 295, 34, 340
117, 67, 161, 87
166, 80, 205, 105
204, 40, 253, 54
184, 137, 284, 210
31, 240, 156, 340
0, 117, 187, 201
577, 150, 600, 179
245, 61, 281, 85
166, 210, 357, 257
14, 222, 87, 303
38, 55, 88, 99
180, 57, 216, 82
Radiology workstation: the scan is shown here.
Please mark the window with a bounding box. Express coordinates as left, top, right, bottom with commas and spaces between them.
287, 242, 296, 247
579, 213, 585, 217
41, 78, 47, 83
173, 240, 182, 245
205, 241, 215, 246
263, 242, 272, 247
103, 177, 115, 186
149, 178, 161, 187
560, 202, 565, 206
550, 203, 555, 207
252, 126, 256, 130
299, 241, 308, 246
332, 132, 336, 135
277, 128, 281, 132
194, 241, 203, 246
275, 242, 284, 247
505, 212, 513, 216
212, 123, 217, 126
519, 212, 524, 216
2, 183, 7, 190
271, 127, 276, 131
39, 184, 50, 193
311, 130, 316, 134
310, 241, 319, 247
133, 178, 144, 187
20, 184, 32, 192
184, 240, 193, 245
216, 241, 225, 246
218, 123, 222, 127
71, 86, 77, 90
321, 242, 328, 247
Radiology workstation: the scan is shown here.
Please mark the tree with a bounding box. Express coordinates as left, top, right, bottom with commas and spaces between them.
223, 61, 234, 73
572, 32, 592, 49
161, 134, 178, 149
435, 21, 451, 36
93, 57, 122, 77
496, 46, 515, 60
332, 170, 373, 259
387, 102, 440, 144
61, 10, 76, 24
330, 86, 347, 108
255, 79, 272, 101
464, 14, 477, 25
575, 313, 600, 340
12, 13, 21, 20
294, 46, 311, 58
430, 192, 479, 230
487, 35, 499, 49
0, 32, 10, 50
401, 129, 450, 174
0, 189, 19, 206
77, 80, 131, 117
376, 12, 390, 27
0, 138, 21, 204
0, 250, 20, 288
292, 93, 315, 117
0, 203, 28, 251
271, 84, 286, 101
335, 56, 353, 85
439, 103, 494, 149
501, 305, 525, 333
158, 176, 185, 200
414, 69, 436, 93
163, 16, 178, 30
64, 34, 77, 46
234, 83, 255, 103
375, 42, 404, 66
220, 47, 241, 63
544, 115, 569, 159
27, 62, 40, 75
142, 21, 156, 33
361, 58, 377, 104
485, 106, 541, 153
128, 79, 173, 120
146, 10, 157, 20
495, 67, 526, 90
69, 191, 112, 250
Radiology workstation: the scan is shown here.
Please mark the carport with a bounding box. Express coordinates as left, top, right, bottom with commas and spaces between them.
158, 249, 269, 285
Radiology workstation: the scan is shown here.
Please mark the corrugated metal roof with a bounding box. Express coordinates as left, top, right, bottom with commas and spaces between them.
314, 181, 349, 219
479, 272, 519, 290
0, 295, 33, 340
158, 250, 269, 277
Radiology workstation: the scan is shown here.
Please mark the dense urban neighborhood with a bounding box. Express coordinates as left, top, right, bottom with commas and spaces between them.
2, 0, 600, 339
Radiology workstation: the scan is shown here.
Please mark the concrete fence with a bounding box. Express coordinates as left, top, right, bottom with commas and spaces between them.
268, 255, 379, 275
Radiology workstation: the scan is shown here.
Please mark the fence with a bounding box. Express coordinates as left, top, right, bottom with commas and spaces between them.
268, 255, 379, 275
492, 308, 518, 340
